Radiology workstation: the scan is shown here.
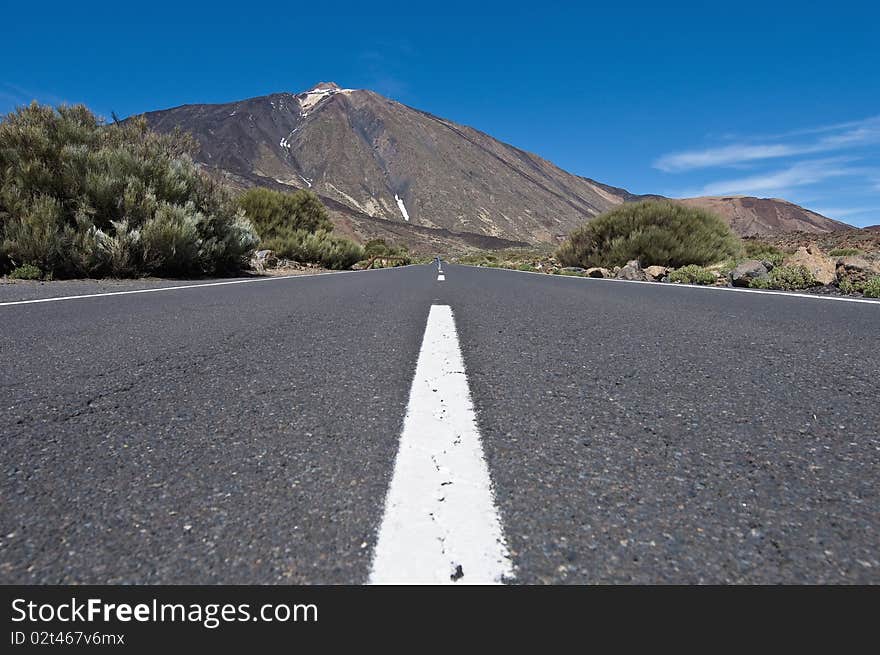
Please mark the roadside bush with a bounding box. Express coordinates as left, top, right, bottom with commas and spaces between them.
362, 238, 411, 264
749, 265, 818, 290
308, 232, 363, 270
0, 102, 258, 277
364, 238, 407, 258
1, 195, 74, 275
236, 187, 332, 236
8, 263, 42, 279
556, 200, 741, 268
263, 229, 363, 270
140, 203, 201, 276
668, 264, 716, 285
455, 252, 497, 267
237, 187, 365, 269
829, 248, 862, 257
743, 240, 786, 267
840, 275, 880, 298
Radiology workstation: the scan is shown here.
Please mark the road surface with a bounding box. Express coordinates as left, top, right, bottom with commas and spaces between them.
1, 264, 878, 583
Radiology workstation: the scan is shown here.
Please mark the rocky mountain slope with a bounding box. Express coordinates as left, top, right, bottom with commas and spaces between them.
678, 196, 850, 236
143, 83, 850, 246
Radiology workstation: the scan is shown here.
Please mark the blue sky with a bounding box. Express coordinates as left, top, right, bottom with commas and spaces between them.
2, 1, 878, 226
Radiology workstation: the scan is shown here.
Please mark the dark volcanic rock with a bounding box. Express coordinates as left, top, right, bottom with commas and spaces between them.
616, 260, 647, 281
730, 260, 769, 287
836, 255, 880, 286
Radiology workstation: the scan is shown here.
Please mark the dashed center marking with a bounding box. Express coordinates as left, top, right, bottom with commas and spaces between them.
368, 304, 513, 584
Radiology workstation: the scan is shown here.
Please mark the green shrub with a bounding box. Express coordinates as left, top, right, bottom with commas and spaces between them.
668, 264, 716, 285
364, 238, 402, 258
556, 200, 741, 268
140, 203, 201, 276
314, 234, 364, 270
1, 196, 74, 275
237, 187, 332, 236
829, 248, 862, 257
840, 276, 880, 298
0, 103, 258, 277
362, 238, 411, 264
9, 263, 42, 279
237, 187, 366, 269
263, 229, 363, 270
743, 240, 786, 267
97, 220, 142, 277
516, 263, 537, 272
749, 265, 818, 290
455, 252, 490, 266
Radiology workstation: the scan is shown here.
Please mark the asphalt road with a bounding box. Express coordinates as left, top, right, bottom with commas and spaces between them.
1, 264, 878, 583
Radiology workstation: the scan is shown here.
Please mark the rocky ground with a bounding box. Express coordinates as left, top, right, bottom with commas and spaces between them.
757, 229, 880, 260
452, 235, 880, 299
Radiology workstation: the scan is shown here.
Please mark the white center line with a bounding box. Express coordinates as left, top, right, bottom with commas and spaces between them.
369, 305, 513, 584
437, 274, 445, 281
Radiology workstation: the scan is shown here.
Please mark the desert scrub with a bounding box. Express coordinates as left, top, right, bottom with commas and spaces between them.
829, 248, 863, 257
749, 265, 818, 290
0, 103, 258, 278
237, 187, 364, 269
362, 238, 411, 265
668, 264, 716, 285
839, 276, 880, 298
516, 263, 537, 272
456, 253, 497, 267
556, 200, 741, 268
742, 240, 787, 267
263, 229, 363, 270
456, 248, 552, 269
8, 263, 42, 279
237, 187, 332, 235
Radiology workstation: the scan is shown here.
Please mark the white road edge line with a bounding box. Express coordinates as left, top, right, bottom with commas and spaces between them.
369, 304, 513, 585
0, 266, 417, 308
458, 264, 880, 305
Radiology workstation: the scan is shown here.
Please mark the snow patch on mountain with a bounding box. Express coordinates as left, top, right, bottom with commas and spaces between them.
279, 127, 300, 149
298, 84, 353, 113
395, 194, 410, 221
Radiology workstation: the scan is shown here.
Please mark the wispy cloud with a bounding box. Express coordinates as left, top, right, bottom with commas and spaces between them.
655, 115, 880, 172
678, 158, 869, 197
812, 206, 880, 219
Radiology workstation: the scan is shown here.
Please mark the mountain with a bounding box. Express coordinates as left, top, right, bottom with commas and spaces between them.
142, 83, 850, 247
677, 196, 851, 236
